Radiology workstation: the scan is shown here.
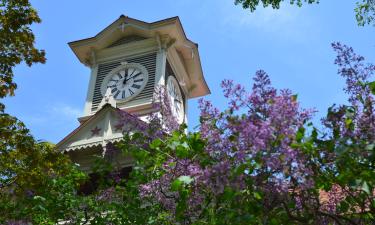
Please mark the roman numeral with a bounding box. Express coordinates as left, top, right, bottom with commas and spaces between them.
111, 88, 118, 93
132, 84, 141, 89
114, 90, 120, 98
122, 90, 126, 99
133, 79, 143, 83
129, 89, 134, 95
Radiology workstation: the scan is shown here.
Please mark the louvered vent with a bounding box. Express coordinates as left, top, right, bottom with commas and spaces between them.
91, 53, 157, 111
107, 35, 147, 48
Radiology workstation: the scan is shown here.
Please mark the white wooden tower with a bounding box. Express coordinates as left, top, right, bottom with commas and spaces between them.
56, 15, 210, 172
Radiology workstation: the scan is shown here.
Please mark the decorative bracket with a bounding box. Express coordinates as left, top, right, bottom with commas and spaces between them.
90, 48, 97, 66
183, 44, 194, 59
155, 33, 176, 51
155, 33, 162, 52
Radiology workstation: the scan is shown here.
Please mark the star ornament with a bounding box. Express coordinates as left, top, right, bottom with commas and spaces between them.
91, 126, 101, 136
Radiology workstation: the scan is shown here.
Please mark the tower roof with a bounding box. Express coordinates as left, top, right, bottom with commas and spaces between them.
69, 15, 210, 98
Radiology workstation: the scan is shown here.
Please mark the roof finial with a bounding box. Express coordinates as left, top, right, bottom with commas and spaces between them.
98, 88, 117, 109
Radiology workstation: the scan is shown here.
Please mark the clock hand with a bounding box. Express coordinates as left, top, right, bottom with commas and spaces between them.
125, 72, 142, 83
122, 70, 128, 85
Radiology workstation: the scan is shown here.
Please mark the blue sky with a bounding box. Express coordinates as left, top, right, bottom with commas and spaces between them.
3, 0, 375, 143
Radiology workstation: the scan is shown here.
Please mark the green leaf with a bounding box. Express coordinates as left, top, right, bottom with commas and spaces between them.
253, 192, 262, 200
362, 181, 370, 194
338, 201, 349, 212
235, 164, 247, 176
296, 127, 305, 143
34, 204, 47, 212
150, 139, 162, 149
178, 175, 194, 185
222, 187, 235, 200
368, 81, 375, 95
168, 161, 177, 168
366, 144, 374, 151
168, 141, 179, 150
292, 94, 298, 101
229, 135, 237, 141
345, 118, 353, 129
33, 195, 46, 201
171, 179, 182, 191
171, 176, 193, 191
176, 145, 189, 158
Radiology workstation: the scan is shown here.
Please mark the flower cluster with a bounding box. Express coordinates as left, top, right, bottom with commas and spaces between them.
200, 70, 314, 192
328, 42, 375, 142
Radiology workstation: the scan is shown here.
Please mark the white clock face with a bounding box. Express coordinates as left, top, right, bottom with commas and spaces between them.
167, 76, 184, 124
101, 63, 148, 101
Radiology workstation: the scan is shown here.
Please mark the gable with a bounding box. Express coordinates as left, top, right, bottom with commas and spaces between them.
107, 35, 147, 48
57, 105, 125, 152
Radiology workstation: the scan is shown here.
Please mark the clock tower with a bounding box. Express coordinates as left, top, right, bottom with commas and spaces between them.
57, 15, 210, 171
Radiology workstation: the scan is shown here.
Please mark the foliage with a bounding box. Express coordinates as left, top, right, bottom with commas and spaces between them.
2, 43, 375, 224
234, 0, 375, 26
0, 105, 86, 224
356, 0, 375, 26
234, 0, 318, 11
0, 1, 80, 224
0, 0, 46, 98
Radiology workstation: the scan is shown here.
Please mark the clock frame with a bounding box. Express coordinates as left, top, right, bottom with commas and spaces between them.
101, 62, 149, 103
166, 75, 185, 124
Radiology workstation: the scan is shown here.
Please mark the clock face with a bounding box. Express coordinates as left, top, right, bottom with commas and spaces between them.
101, 63, 148, 101
167, 76, 184, 124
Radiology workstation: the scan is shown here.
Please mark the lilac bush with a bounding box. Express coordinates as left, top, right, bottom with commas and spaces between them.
126, 70, 318, 223
121, 43, 375, 224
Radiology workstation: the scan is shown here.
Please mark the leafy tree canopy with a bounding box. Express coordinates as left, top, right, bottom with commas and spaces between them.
0, 0, 46, 98
356, 0, 375, 26
0, 2, 82, 223
234, 0, 375, 26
